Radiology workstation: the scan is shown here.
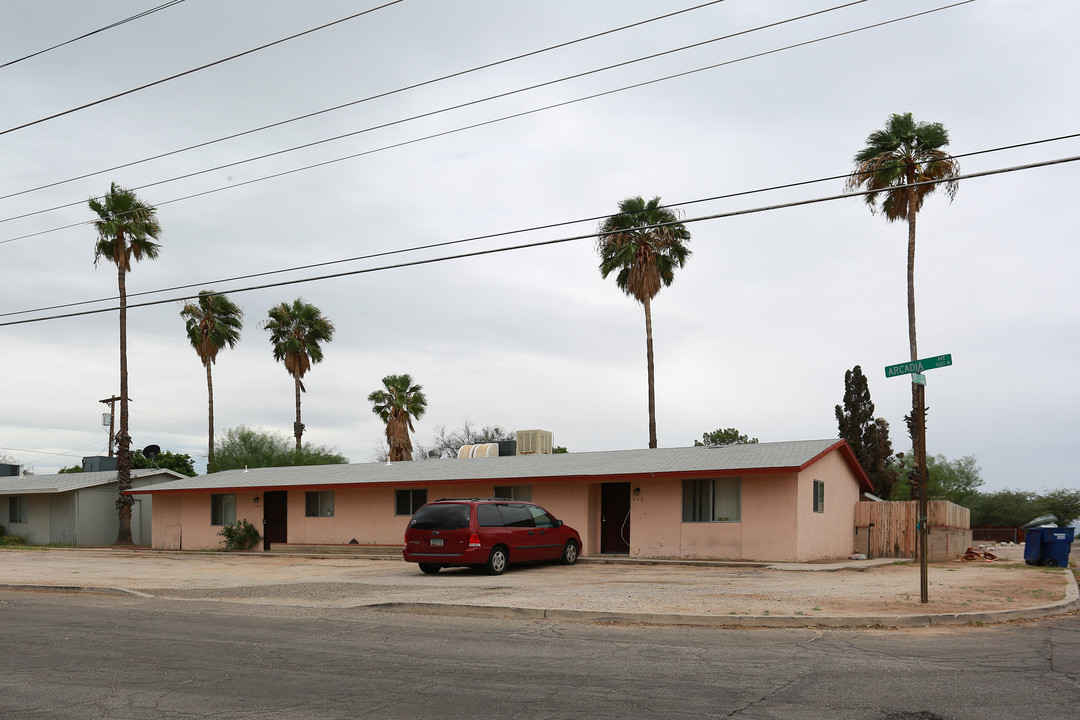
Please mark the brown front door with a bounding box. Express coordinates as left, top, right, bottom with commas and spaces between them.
263, 491, 288, 551
600, 482, 630, 554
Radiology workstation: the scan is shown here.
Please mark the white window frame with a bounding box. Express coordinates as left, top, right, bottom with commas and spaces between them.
305, 491, 335, 517
493, 485, 532, 501
395, 488, 427, 516
8, 496, 28, 524
682, 478, 741, 523
210, 494, 237, 526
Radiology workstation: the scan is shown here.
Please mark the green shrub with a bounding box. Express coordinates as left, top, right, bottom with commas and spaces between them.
0, 535, 28, 547
218, 519, 261, 551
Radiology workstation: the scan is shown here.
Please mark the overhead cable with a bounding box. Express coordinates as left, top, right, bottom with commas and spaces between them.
3, 154, 1076, 329
0, 0, 187, 69
3, 131, 1077, 320
0, 0, 732, 202
0, 0, 405, 137
0, 0, 973, 234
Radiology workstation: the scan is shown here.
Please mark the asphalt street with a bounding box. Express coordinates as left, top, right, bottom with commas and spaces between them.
2, 589, 1078, 719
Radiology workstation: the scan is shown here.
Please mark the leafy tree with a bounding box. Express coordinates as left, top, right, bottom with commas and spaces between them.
694, 428, 759, 447
429, 420, 514, 459
835, 365, 898, 498
57, 464, 84, 474
213, 426, 347, 471
89, 182, 162, 545
180, 290, 243, 472
597, 195, 691, 449
552, 446, 569, 454
369, 374, 427, 462
1033, 488, 1080, 528
967, 490, 1039, 527
131, 450, 197, 477
261, 299, 335, 451
846, 114, 959, 499
894, 453, 983, 506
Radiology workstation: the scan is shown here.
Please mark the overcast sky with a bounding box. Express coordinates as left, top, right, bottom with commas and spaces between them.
2, 0, 1077, 493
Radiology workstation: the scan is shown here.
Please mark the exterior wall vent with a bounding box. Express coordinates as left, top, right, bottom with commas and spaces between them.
515, 429, 553, 455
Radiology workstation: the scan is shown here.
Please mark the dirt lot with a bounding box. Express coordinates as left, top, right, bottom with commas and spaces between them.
0, 543, 1074, 619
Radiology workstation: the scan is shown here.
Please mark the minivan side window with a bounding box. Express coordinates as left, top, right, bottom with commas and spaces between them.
497, 504, 534, 528
528, 505, 556, 528
477, 504, 503, 527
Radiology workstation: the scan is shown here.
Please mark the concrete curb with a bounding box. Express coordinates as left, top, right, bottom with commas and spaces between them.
361, 569, 1080, 628
0, 584, 153, 599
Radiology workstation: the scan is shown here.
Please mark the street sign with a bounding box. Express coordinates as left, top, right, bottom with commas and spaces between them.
884, 353, 952, 379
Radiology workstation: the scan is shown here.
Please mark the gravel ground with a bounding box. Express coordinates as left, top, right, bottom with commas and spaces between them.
1, 543, 1073, 619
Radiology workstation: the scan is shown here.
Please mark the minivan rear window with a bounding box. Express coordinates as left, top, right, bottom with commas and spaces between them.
409, 503, 470, 530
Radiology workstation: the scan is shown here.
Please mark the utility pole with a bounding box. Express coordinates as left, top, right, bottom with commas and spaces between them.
99, 395, 131, 457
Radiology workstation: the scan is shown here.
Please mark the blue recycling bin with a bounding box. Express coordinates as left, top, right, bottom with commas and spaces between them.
1024, 527, 1075, 567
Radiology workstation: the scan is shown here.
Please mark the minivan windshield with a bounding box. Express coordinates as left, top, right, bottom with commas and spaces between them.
409, 503, 470, 530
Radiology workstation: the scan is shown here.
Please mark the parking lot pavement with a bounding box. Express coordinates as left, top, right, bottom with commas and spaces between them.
1, 547, 1075, 627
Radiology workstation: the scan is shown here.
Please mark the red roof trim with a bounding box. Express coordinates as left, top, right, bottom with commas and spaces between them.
799, 440, 874, 492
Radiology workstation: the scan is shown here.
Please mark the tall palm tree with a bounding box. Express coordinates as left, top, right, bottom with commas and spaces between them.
180, 291, 243, 472
89, 182, 162, 545
368, 374, 427, 461
596, 195, 691, 449
262, 298, 335, 451
846, 113, 959, 598
845, 112, 960, 367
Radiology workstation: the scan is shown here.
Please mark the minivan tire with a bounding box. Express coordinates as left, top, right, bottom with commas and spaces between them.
418, 563, 441, 574
561, 540, 579, 565
486, 546, 508, 575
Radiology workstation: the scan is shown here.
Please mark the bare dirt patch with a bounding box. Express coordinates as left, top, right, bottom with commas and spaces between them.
0, 546, 1071, 619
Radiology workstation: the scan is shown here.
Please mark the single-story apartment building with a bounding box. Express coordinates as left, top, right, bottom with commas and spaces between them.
1, 468, 186, 546
129, 439, 873, 562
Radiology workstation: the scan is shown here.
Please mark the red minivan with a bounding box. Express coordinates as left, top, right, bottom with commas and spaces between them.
403, 498, 581, 575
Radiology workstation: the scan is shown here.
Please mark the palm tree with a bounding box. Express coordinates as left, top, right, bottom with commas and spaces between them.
846, 113, 959, 598
180, 291, 243, 472
368, 374, 427, 461
845, 112, 960, 367
262, 299, 335, 451
596, 196, 691, 449
89, 182, 162, 545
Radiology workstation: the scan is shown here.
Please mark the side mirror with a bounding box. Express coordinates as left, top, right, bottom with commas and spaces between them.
555, 519, 563, 527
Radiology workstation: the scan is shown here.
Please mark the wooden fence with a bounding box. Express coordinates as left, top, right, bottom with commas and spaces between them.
854, 500, 971, 561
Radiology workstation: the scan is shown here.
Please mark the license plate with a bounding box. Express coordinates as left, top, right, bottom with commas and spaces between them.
430, 538, 444, 547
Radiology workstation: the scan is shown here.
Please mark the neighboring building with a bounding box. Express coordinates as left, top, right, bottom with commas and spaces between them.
129, 439, 872, 562
0, 469, 185, 546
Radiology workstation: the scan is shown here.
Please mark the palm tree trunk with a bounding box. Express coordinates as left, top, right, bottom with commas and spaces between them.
643, 296, 657, 449
205, 361, 215, 472
115, 263, 134, 545
293, 374, 303, 452
907, 177, 929, 603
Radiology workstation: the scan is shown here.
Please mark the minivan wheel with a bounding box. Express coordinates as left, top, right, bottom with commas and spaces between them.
560, 540, 579, 565
486, 547, 508, 575
418, 563, 441, 574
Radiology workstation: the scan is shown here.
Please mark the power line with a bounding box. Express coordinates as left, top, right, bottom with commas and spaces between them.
0, 0, 972, 235
0, 0, 869, 223
3, 154, 1075, 329
0, 0, 405, 137
0, 0, 731, 203
0, 0, 187, 69
3, 131, 1077, 320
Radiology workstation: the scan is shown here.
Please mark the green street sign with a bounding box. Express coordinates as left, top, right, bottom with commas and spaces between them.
885, 353, 952, 379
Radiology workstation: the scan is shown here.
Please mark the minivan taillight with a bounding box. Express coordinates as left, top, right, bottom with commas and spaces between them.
468, 533, 481, 547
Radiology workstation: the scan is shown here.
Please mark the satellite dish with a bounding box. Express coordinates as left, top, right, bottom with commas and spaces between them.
143, 444, 160, 459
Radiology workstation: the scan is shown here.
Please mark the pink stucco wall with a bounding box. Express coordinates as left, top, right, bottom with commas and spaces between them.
146, 448, 863, 560
794, 451, 862, 561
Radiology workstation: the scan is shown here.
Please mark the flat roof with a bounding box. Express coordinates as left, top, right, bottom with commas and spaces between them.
128, 440, 873, 494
